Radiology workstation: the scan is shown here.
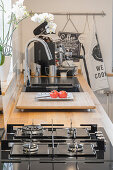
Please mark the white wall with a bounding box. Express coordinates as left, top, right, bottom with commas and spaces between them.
22, 0, 112, 75
20, 0, 113, 120
22, 0, 112, 70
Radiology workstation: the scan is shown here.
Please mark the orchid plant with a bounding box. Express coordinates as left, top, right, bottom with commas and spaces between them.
0, 0, 29, 65
31, 13, 57, 34
0, 0, 57, 65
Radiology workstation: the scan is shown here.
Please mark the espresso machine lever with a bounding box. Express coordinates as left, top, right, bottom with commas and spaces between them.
24, 37, 53, 86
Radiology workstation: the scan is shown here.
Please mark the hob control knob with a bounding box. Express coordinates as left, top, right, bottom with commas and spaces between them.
80, 124, 97, 133
96, 134, 104, 137
97, 139, 105, 150
95, 131, 103, 134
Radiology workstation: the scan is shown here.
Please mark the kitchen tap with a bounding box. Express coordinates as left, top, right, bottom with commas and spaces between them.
24, 37, 53, 86
58, 44, 65, 66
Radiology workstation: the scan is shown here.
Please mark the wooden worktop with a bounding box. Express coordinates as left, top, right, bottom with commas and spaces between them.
2, 74, 113, 145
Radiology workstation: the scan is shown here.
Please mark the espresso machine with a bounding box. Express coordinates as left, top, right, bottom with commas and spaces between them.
23, 24, 89, 92
34, 34, 78, 77
24, 34, 82, 92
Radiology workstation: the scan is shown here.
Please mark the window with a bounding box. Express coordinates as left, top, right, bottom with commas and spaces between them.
0, 0, 13, 74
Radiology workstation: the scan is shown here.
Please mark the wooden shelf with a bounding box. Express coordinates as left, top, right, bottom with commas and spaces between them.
107, 73, 113, 77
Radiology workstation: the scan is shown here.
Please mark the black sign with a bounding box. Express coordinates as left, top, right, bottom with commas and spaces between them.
58, 32, 81, 56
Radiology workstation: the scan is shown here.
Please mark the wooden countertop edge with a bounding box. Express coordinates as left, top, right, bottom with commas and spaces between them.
107, 73, 113, 77
0, 107, 3, 111
16, 106, 96, 110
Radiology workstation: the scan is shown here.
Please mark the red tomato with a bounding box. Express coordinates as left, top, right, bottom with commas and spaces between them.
50, 90, 59, 98
58, 91, 67, 98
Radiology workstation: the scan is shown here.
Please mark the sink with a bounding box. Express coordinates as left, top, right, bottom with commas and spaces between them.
23, 77, 83, 92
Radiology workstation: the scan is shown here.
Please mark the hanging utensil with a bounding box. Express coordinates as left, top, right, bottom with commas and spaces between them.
62, 14, 79, 33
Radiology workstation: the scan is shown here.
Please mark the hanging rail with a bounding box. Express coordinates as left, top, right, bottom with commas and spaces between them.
31, 11, 106, 16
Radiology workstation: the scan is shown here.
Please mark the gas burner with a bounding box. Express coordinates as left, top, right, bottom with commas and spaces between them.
68, 143, 83, 152
22, 125, 43, 135
23, 143, 38, 154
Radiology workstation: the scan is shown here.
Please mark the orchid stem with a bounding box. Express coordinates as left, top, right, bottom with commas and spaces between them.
0, 0, 4, 45
6, 16, 28, 45
4, 15, 12, 44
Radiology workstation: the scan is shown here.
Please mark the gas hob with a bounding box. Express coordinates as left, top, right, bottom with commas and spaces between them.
1, 123, 113, 170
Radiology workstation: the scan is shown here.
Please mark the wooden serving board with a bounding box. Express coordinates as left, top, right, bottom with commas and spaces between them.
35, 92, 74, 101
16, 92, 96, 110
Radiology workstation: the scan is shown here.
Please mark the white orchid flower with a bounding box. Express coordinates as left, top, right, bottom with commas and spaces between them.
31, 13, 39, 22
11, 2, 28, 21
12, 5, 25, 20
37, 13, 45, 23
31, 13, 54, 23
45, 22, 57, 33
31, 12, 57, 34
41, 13, 49, 20
31, 13, 44, 23
16, 0, 24, 6
48, 14, 54, 22
40, 13, 54, 22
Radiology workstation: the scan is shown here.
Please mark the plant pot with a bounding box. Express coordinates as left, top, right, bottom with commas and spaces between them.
0, 56, 11, 81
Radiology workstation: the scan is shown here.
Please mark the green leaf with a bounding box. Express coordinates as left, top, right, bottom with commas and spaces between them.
0, 45, 3, 51
0, 52, 5, 66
